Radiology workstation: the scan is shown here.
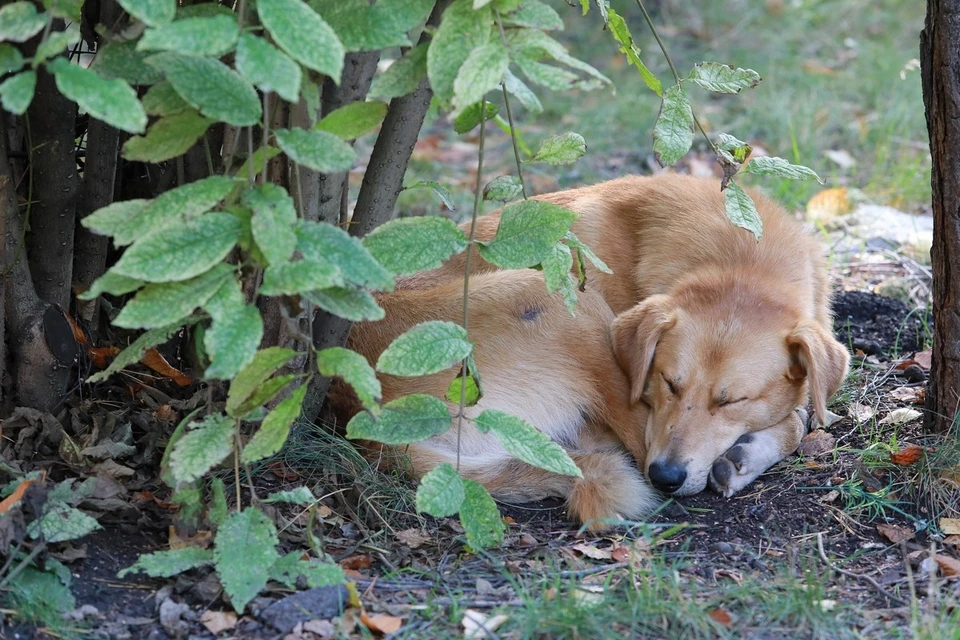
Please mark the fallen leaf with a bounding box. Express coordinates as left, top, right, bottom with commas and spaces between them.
823, 149, 857, 169
396, 528, 431, 549
141, 349, 192, 387
802, 60, 838, 76
879, 408, 922, 426
303, 619, 335, 637
200, 610, 237, 634
806, 187, 850, 223
935, 554, 960, 578
266, 460, 300, 480
571, 585, 605, 607
940, 518, 960, 536
339, 554, 372, 571
88, 346, 121, 370
571, 543, 612, 560
798, 430, 836, 457
611, 543, 630, 563
848, 403, 876, 423
944, 535, 960, 550
517, 533, 538, 547
888, 386, 924, 403
0, 476, 41, 514
360, 612, 402, 635
819, 599, 838, 611
707, 608, 734, 628
819, 490, 840, 504
913, 350, 932, 369
877, 523, 915, 544
889, 444, 924, 466
462, 609, 509, 639
154, 405, 177, 423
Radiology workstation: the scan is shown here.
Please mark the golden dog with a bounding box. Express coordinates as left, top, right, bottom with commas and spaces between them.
336, 175, 850, 527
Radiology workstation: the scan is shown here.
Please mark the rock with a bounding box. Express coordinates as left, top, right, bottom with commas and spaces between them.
710, 542, 734, 554
158, 598, 193, 638
902, 364, 926, 383
798, 430, 836, 457
259, 585, 350, 633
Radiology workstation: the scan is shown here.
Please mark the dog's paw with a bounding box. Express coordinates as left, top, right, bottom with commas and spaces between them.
708, 430, 786, 498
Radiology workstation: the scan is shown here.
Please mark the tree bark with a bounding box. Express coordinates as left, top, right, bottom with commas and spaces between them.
921, 0, 960, 433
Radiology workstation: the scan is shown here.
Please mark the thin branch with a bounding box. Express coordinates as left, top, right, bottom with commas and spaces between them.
816, 532, 909, 607
495, 10, 527, 199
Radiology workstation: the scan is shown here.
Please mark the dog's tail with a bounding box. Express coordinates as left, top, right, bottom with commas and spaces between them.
405, 444, 659, 531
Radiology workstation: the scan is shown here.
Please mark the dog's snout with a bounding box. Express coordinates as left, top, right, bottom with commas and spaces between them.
648, 460, 687, 493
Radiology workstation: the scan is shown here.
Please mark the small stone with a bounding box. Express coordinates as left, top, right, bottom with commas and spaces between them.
259, 585, 350, 633
902, 364, 926, 383
710, 542, 734, 554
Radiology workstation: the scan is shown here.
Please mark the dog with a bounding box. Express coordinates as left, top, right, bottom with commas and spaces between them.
335, 174, 850, 528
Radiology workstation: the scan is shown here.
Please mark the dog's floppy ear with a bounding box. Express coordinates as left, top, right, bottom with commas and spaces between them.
611, 295, 677, 404
787, 320, 850, 426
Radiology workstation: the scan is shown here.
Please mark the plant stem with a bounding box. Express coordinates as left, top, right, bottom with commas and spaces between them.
456, 98, 487, 472
634, 0, 717, 154
495, 10, 527, 199
233, 431, 242, 510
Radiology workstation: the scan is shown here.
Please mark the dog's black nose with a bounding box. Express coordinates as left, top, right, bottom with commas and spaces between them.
648, 460, 687, 493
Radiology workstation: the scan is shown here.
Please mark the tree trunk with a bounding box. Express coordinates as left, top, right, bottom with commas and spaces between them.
921, 0, 960, 433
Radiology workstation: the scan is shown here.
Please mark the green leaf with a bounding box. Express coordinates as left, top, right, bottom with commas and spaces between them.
262, 487, 315, 505
316, 347, 381, 413
303, 287, 385, 322
122, 109, 213, 163
117, 0, 175, 26
477, 200, 578, 269
258, 0, 344, 81
746, 156, 823, 182
688, 62, 761, 94
118, 547, 214, 578
564, 231, 612, 274
362, 216, 468, 276
215, 509, 280, 613
346, 394, 451, 445
231, 374, 299, 420
368, 43, 427, 100
148, 53, 261, 127
114, 263, 232, 329
242, 183, 298, 265
475, 409, 581, 477
296, 220, 394, 291
0, 70, 35, 115
405, 180, 456, 210
652, 83, 693, 166
91, 41, 164, 85
312, 0, 435, 52
460, 479, 504, 549
235, 33, 302, 103
43, 0, 82, 21
141, 81, 189, 116
176, 4, 236, 19
607, 7, 661, 96
30, 504, 101, 543
80, 199, 147, 239
47, 58, 147, 134
0, 2, 47, 43
0, 44, 25, 75
138, 16, 239, 57
717, 132, 753, 163
453, 42, 509, 114
483, 175, 523, 202
169, 413, 235, 485
203, 278, 264, 380
241, 384, 306, 463
724, 182, 763, 240
301, 77, 321, 124
377, 321, 472, 377
453, 101, 499, 135
514, 58, 579, 91
7, 567, 75, 615
316, 101, 387, 140
33, 23, 81, 65
271, 555, 344, 588
209, 477, 228, 525
111, 212, 241, 283
415, 463, 464, 517
502, 0, 563, 30
445, 371, 480, 407
541, 242, 577, 313
87, 320, 192, 383
227, 347, 298, 417
502, 69, 542, 114
427, 0, 493, 104
532, 131, 586, 166
235, 146, 281, 181
79, 269, 144, 300
260, 260, 342, 296
505, 28, 609, 88
274, 128, 357, 173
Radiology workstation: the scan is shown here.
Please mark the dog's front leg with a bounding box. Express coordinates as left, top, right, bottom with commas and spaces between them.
707, 408, 809, 498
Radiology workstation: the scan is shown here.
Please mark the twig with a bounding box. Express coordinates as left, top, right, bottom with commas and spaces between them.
495, 10, 527, 199
817, 532, 909, 607
558, 561, 629, 578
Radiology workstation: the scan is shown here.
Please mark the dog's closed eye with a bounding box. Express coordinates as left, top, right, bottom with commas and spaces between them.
661, 372, 679, 395
717, 397, 748, 407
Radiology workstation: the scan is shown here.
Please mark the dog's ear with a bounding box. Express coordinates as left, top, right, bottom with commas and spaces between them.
611, 295, 676, 404
787, 320, 850, 426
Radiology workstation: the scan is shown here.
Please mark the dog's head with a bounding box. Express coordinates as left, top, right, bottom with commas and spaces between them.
611, 285, 849, 496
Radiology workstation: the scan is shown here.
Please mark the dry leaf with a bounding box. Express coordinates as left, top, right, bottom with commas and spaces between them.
571, 585, 605, 607
877, 523, 915, 544
935, 554, 960, 578
571, 543, 612, 560
360, 612, 402, 635
819, 599, 838, 611
888, 386, 923, 403
0, 476, 41, 514
88, 346, 120, 369
944, 535, 960, 550
339, 554, 372, 571
879, 408, 922, 426
939, 518, 960, 536
200, 610, 237, 634
819, 490, 840, 504
611, 543, 630, 563
303, 619, 335, 637
913, 350, 932, 369
141, 349, 192, 387
707, 608, 734, 628
848, 403, 876, 423
518, 533, 538, 547
462, 609, 509, 639
889, 444, 924, 466
806, 187, 850, 223
798, 430, 836, 457
396, 528, 431, 549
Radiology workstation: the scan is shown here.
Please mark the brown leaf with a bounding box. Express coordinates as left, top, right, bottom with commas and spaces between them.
944, 535, 960, 550
0, 476, 41, 514
395, 528, 431, 549
266, 460, 300, 481
360, 612, 402, 635
154, 405, 178, 423
88, 346, 121, 370
611, 543, 630, 563
141, 349, 192, 387
888, 386, 924, 404
339, 554, 372, 571
877, 523, 915, 544
571, 543, 612, 560
200, 610, 237, 634
518, 533, 539, 547
913, 350, 932, 369
940, 518, 960, 536
462, 609, 509, 639
708, 608, 734, 628
889, 444, 924, 466
798, 430, 836, 457
935, 554, 960, 578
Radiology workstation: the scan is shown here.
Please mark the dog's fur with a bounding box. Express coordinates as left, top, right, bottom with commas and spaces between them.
334, 174, 850, 528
